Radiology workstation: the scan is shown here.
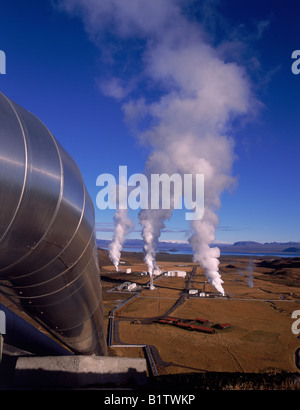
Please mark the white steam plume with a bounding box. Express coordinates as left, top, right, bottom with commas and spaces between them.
108, 208, 134, 271
139, 207, 172, 289
108, 181, 134, 271
124, 18, 254, 294
58, 0, 257, 293
246, 259, 254, 288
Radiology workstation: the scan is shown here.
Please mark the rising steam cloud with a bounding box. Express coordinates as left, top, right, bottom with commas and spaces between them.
246, 259, 254, 288
109, 208, 134, 271
58, 0, 256, 294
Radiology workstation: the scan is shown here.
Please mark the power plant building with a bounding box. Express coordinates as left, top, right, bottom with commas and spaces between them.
165, 270, 187, 278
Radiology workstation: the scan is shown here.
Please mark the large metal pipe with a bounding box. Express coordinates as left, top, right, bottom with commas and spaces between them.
0, 303, 72, 356
0, 91, 107, 355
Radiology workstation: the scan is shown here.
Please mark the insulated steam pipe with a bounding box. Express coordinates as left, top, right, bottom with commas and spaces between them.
0, 91, 107, 355
0, 303, 72, 356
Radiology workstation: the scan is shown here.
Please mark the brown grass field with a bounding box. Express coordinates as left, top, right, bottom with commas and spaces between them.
1, 249, 299, 389
100, 250, 300, 387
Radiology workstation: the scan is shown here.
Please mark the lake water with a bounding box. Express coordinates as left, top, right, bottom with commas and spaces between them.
115, 246, 300, 258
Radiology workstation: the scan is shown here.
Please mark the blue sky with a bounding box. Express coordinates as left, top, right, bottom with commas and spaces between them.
0, 0, 299, 244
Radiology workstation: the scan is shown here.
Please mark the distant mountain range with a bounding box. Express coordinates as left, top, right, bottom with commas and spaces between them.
219, 241, 300, 253
97, 239, 300, 254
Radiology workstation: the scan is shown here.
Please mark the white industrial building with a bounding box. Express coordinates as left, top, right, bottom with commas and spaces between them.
115, 281, 137, 291
164, 270, 187, 278
127, 282, 137, 291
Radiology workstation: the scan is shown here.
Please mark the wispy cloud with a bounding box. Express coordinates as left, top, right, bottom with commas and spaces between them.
218, 225, 252, 232
95, 222, 115, 233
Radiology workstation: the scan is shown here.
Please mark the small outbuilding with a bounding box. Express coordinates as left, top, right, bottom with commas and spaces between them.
165, 270, 186, 278
214, 323, 231, 330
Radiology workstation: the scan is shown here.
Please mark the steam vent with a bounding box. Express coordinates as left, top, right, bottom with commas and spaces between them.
0, 91, 107, 356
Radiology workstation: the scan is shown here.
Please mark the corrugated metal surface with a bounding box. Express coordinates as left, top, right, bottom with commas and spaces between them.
0, 91, 107, 355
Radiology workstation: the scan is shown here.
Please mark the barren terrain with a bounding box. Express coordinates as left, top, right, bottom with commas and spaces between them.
99, 250, 300, 377
1, 249, 299, 389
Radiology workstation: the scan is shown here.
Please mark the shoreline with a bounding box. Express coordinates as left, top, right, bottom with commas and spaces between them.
99, 247, 300, 262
